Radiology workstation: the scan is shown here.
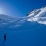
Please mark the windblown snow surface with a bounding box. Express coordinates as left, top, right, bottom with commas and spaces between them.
0, 6, 46, 46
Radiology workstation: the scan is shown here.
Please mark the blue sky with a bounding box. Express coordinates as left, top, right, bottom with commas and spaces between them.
0, 0, 46, 17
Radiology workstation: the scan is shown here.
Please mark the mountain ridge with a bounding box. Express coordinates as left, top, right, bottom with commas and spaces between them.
0, 6, 46, 31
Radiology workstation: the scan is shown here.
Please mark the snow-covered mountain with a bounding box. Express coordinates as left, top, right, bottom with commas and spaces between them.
0, 6, 46, 31
26, 6, 46, 25
0, 14, 18, 27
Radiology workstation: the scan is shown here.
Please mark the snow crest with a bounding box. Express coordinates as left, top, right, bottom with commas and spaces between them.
26, 7, 46, 25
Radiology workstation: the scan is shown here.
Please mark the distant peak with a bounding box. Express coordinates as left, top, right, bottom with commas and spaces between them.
26, 6, 46, 17
42, 5, 46, 8
26, 6, 46, 25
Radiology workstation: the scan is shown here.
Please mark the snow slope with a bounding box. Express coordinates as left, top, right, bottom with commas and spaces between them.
0, 6, 46, 46
0, 6, 46, 31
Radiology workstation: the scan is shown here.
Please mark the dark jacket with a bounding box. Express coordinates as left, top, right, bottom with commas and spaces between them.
4, 34, 6, 41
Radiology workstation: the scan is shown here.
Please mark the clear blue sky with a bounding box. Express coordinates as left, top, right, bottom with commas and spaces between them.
0, 0, 46, 17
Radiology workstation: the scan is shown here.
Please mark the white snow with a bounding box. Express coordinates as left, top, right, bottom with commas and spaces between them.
27, 7, 46, 25
0, 6, 46, 28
